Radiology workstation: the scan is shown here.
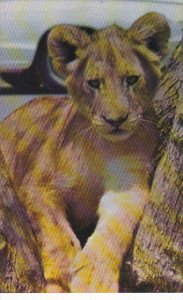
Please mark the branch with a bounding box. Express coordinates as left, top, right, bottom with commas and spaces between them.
0, 149, 44, 292
122, 33, 183, 292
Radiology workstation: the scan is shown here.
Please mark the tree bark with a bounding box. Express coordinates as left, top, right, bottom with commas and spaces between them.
122, 35, 183, 292
0, 149, 45, 292
0, 35, 182, 293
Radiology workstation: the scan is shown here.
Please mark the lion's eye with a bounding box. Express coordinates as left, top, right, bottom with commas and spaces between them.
126, 75, 139, 86
87, 79, 100, 89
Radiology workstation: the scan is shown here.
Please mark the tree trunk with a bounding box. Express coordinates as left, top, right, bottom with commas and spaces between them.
0, 149, 45, 292
0, 36, 182, 293
122, 35, 183, 292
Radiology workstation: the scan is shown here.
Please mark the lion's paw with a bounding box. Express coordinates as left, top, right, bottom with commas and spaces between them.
70, 250, 119, 293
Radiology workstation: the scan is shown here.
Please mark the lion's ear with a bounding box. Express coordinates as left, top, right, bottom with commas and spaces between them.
48, 25, 91, 77
129, 12, 170, 58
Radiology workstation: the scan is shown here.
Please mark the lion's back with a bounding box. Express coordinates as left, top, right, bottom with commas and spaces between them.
0, 96, 76, 184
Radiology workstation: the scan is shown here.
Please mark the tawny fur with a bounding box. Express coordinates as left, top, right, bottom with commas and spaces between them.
0, 12, 170, 292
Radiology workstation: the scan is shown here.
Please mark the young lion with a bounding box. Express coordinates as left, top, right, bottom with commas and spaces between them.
0, 13, 170, 292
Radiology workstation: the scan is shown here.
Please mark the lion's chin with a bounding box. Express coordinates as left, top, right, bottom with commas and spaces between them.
97, 128, 132, 143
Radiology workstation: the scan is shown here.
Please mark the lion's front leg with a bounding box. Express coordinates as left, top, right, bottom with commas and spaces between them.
70, 185, 149, 293
39, 209, 81, 293
22, 184, 81, 293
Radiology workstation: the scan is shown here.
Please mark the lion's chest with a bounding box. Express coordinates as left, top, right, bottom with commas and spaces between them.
63, 144, 146, 229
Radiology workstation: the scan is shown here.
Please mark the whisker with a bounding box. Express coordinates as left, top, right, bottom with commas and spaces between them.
128, 118, 137, 125
136, 122, 145, 139
80, 127, 92, 146
72, 125, 93, 144
87, 129, 93, 147
140, 118, 157, 126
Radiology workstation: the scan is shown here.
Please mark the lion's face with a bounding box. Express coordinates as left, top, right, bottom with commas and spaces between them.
48, 13, 170, 141
65, 27, 161, 142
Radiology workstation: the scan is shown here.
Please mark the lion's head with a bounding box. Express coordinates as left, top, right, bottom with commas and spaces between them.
48, 12, 170, 141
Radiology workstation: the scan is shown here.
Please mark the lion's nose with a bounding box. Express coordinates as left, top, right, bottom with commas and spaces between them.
102, 114, 129, 127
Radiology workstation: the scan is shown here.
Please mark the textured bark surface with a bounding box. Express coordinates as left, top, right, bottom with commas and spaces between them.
0, 149, 44, 292
122, 36, 183, 292
0, 36, 182, 293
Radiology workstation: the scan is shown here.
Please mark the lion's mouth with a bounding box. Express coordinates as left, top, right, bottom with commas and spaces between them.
110, 127, 125, 135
